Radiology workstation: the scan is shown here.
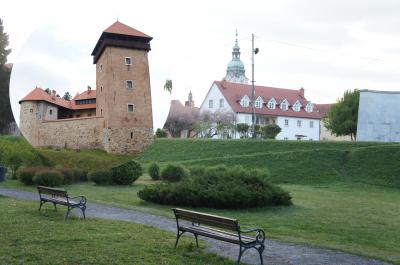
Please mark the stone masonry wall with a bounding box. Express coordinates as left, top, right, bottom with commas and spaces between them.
103, 127, 153, 154
37, 117, 104, 150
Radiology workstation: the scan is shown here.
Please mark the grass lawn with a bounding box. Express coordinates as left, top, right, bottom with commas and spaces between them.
2, 179, 399, 264
0, 195, 235, 265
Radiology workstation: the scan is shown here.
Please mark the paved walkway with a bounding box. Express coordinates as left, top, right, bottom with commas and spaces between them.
0, 187, 392, 265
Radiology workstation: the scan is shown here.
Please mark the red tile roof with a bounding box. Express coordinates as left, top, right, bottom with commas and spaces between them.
314, 103, 333, 118
20, 87, 96, 110
215, 81, 322, 119
104, 21, 151, 38
73, 89, 96, 100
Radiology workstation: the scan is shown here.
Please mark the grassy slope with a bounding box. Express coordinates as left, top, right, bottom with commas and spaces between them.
0, 196, 234, 265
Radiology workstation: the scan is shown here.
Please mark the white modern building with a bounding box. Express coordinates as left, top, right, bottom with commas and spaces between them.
357, 89, 400, 142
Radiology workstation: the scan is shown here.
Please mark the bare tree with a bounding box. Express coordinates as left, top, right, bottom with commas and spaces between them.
163, 101, 199, 138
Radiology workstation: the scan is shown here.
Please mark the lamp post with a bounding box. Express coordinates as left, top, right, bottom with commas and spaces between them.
251, 33, 259, 138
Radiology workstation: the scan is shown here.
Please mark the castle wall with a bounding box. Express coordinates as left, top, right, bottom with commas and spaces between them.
103, 127, 153, 154
37, 117, 104, 149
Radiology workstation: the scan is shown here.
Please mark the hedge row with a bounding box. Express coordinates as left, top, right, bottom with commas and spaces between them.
18, 167, 87, 187
89, 160, 142, 185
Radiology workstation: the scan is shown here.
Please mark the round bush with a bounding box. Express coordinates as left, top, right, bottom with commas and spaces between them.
18, 167, 47, 185
148, 163, 160, 180
72, 168, 88, 182
59, 168, 76, 184
88, 170, 112, 185
112, 160, 142, 185
161, 164, 188, 182
33, 170, 64, 187
139, 165, 291, 209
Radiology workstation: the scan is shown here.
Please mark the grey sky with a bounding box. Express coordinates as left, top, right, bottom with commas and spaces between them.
2, 0, 400, 130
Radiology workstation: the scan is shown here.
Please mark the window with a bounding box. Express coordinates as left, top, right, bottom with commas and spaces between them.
49, 109, 53, 115
297, 120, 302, 127
280, 100, 288, 111
309, 121, 314, 128
209, 100, 213, 108
30, 109, 33, 113
245, 116, 250, 124
100, 64, 103, 71
125, 57, 132, 65
101, 109, 103, 115
126, 80, 133, 89
267, 98, 276, 109
255, 100, 262, 108
305, 103, 313, 113
284, 137, 288, 140
127, 104, 134, 113
219, 99, 224, 108
130, 132, 133, 139
101, 86, 103, 93
284, 119, 289, 127
293, 101, 301, 112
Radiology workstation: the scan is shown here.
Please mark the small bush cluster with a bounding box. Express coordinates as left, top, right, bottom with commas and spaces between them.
88, 160, 143, 185
148, 163, 160, 180
17, 167, 87, 186
138, 165, 292, 209
161, 164, 188, 182
33, 170, 64, 187
88, 170, 113, 185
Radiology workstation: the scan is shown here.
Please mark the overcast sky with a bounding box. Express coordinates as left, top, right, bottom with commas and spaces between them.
3, 0, 400, 130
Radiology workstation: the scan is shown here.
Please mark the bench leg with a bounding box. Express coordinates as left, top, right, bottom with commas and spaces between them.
81, 206, 86, 220
194, 234, 199, 248
257, 244, 265, 265
237, 246, 244, 264
65, 207, 71, 220
38, 201, 44, 211
174, 231, 184, 248
53, 203, 57, 211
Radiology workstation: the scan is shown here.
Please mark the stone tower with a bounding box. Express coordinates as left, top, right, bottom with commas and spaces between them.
92, 21, 154, 154
224, 30, 249, 84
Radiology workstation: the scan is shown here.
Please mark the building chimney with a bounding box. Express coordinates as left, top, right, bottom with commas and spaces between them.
87, 86, 92, 93
299, 87, 305, 98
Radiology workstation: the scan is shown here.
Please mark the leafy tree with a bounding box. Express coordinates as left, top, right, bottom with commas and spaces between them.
164, 101, 198, 138
0, 18, 13, 134
236, 123, 249, 138
194, 111, 235, 138
261, 124, 281, 139
0, 19, 11, 66
62, 92, 72, 101
164, 79, 172, 94
155, 128, 167, 138
324, 89, 360, 141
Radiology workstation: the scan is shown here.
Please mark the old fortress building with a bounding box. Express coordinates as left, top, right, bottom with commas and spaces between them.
19, 21, 154, 154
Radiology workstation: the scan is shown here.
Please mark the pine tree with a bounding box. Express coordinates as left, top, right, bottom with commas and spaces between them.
0, 19, 11, 66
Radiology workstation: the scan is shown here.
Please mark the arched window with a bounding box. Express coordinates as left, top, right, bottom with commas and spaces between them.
292, 101, 302, 112
254, 96, 263, 109
305, 102, 313, 113
267, 98, 276, 109
280, 99, 289, 111
240, 95, 250, 107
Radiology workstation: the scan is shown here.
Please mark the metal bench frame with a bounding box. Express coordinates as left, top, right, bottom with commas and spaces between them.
173, 208, 265, 265
37, 186, 87, 220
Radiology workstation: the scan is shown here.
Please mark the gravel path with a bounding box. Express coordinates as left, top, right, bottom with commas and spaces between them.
0, 187, 392, 265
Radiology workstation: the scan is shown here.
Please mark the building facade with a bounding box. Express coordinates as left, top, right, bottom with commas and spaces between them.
19, 21, 154, 154
357, 89, 400, 142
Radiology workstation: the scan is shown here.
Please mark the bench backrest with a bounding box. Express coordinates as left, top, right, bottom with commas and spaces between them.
37, 186, 68, 198
173, 208, 239, 231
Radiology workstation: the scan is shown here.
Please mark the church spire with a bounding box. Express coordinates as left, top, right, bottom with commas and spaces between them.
223, 30, 249, 84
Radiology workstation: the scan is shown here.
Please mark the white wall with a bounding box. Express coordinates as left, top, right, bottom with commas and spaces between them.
276, 116, 320, 140
199, 83, 234, 114
357, 90, 400, 142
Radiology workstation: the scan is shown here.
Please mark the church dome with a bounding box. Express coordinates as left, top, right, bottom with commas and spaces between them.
224, 32, 249, 84
227, 59, 245, 71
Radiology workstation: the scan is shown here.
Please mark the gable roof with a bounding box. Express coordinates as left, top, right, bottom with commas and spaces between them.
314, 103, 333, 117
73, 89, 96, 100
215, 81, 321, 119
20, 87, 96, 110
104, 21, 151, 38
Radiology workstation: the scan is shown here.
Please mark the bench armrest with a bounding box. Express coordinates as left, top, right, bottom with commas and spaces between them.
240, 228, 265, 243
70, 195, 87, 205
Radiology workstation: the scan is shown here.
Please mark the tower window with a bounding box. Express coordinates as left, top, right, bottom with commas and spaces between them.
130, 132, 133, 139
125, 57, 132, 65
30, 109, 33, 113
49, 109, 53, 115
126, 80, 133, 89
127, 104, 134, 113
101, 86, 103, 92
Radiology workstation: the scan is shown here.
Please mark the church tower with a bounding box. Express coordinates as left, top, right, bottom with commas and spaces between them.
92, 21, 154, 154
223, 30, 249, 84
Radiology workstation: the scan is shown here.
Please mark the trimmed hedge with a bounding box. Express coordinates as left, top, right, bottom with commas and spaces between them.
112, 160, 142, 185
138, 165, 292, 209
18, 167, 46, 185
148, 163, 160, 180
161, 164, 188, 182
33, 170, 64, 187
88, 170, 113, 185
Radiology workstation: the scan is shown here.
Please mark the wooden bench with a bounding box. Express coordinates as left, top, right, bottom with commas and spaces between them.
37, 186, 87, 220
172, 208, 265, 265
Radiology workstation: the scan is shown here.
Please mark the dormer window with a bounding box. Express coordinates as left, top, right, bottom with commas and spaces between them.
125, 57, 132, 65
267, 98, 276, 109
240, 95, 250, 108
305, 102, 313, 113
254, 96, 263, 109
292, 101, 302, 112
280, 99, 289, 111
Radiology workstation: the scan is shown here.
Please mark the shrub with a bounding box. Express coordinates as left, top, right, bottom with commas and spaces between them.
161, 164, 188, 182
155, 128, 167, 138
112, 160, 142, 185
18, 167, 47, 185
261, 124, 281, 139
33, 170, 64, 187
148, 163, 160, 180
88, 170, 113, 185
139, 165, 291, 209
72, 168, 88, 182
59, 168, 76, 184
